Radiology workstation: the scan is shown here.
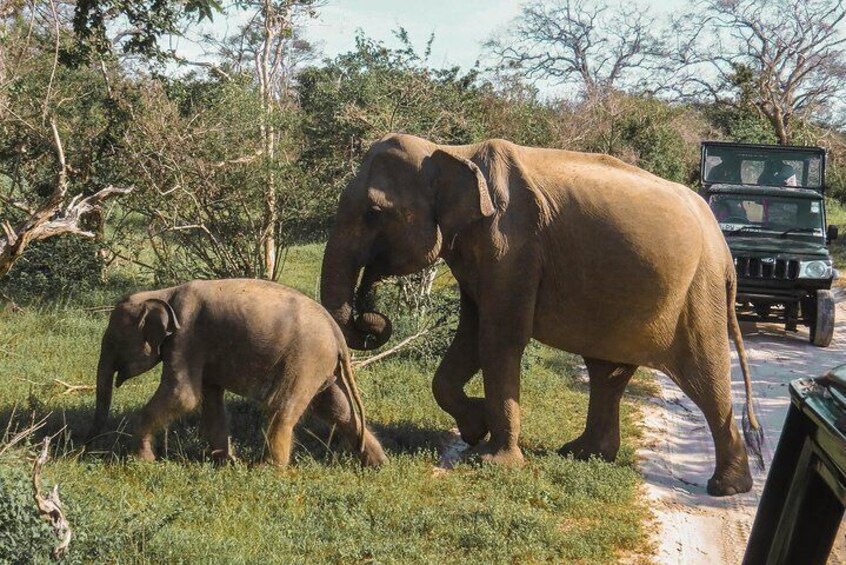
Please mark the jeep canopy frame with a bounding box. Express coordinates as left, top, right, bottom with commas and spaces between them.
701, 141, 826, 192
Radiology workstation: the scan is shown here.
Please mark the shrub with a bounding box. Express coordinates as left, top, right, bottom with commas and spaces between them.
0, 236, 104, 301
0, 464, 56, 563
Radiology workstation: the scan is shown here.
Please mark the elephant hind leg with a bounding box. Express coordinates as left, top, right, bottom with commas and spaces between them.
559, 358, 636, 462
311, 382, 388, 467
265, 367, 327, 468
665, 354, 752, 496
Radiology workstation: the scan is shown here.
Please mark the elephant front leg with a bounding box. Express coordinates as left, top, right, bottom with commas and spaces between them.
559, 358, 637, 461
200, 384, 231, 463
471, 260, 538, 467
474, 339, 528, 467
432, 290, 487, 445
135, 374, 200, 461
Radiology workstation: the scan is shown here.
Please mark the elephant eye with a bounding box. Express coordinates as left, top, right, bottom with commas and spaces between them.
364, 206, 383, 226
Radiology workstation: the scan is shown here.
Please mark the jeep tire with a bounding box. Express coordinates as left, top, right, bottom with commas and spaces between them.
810, 290, 835, 347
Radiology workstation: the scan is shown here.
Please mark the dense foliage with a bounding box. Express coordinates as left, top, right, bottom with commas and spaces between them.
2, 5, 844, 294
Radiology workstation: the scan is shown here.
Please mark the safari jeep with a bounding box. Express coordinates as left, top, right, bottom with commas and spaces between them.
701, 141, 839, 347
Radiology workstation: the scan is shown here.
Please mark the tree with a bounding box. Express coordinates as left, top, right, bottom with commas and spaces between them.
67, 0, 221, 64
156, 0, 321, 280
484, 0, 661, 99
0, 1, 132, 280
665, 0, 846, 145
236, 0, 320, 279
114, 74, 302, 282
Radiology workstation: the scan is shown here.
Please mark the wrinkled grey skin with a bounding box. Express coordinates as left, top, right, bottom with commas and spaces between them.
89, 279, 387, 468
321, 133, 761, 496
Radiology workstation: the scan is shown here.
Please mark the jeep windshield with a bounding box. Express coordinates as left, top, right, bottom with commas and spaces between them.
702, 144, 823, 189
708, 193, 825, 239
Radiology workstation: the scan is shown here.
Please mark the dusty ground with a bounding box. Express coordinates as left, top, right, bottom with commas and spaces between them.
641, 296, 846, 564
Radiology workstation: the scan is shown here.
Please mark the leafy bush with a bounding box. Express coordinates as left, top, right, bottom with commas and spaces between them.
371, 274, 461, 366
618, 104, 689, 183
0, 464, 56, 563
0, 237, 104, 301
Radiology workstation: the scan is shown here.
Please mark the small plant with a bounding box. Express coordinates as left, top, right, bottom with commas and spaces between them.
0, 467, 57, 563
0, 422, 60, 563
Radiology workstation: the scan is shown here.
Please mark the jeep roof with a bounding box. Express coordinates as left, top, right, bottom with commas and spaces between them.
701, 141, 826, 192
707, 185, 823, 199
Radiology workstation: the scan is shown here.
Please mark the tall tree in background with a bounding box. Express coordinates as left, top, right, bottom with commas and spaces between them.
665, 0, 846, 145
234, 0, 320, 279
484, 0, 660, 99
0, 1, 134, 279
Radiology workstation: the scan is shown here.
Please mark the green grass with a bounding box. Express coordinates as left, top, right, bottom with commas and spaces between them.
827, 198, 846, 277
277, 242, 326, 298
0, 245, 653, 564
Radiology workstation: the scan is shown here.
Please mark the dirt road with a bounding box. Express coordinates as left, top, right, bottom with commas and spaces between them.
641, 297, 846, 564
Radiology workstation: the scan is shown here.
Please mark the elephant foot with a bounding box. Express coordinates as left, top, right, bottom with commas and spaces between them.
137, 445, 156, 462
477, 442, 525, 468
558, 434, 619, 462
455, 398, 488, 446
360, 445, 389, 468
707, 466, 753, 496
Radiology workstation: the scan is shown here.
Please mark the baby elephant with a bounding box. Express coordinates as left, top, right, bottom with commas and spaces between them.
88, 279, 387, 468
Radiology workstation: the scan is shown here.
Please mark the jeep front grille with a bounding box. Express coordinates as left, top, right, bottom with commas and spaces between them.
734, 256, 799, 280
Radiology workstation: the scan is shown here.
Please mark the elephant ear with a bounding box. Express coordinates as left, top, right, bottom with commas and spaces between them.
429, 149, 495, 241
139, 298, 180, 353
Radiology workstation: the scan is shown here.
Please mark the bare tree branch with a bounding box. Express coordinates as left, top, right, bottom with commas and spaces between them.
352, 327, 431, 370
53, 379, 95, 395
484, 0, 661, 98
0, 182, 133, 278
663, 0, 846, 143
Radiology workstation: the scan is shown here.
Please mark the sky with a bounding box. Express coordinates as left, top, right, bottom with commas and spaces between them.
301, 0, 524, 70
299, 0, 690, 71
170, 0, 694, 99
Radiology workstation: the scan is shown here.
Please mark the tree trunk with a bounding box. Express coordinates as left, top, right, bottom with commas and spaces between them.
763, 105, 790, 145
258, 0, 280, 280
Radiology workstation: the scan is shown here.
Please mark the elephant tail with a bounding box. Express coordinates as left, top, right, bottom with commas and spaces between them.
338, 347, 367, 455
727, 274, 765, 470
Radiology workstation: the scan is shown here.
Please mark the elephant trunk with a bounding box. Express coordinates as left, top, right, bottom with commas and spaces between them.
321, 230, 392, 351
87, 341, 115, 442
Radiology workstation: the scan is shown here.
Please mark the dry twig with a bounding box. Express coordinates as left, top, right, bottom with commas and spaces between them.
82, 304, 115, 313
31, 436, 72, 559
53, 379, 95, 395
0, 414, 48, 457
352, 327, 431, 370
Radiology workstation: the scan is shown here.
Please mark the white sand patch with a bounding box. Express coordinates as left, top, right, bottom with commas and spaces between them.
641, 300, 846, 564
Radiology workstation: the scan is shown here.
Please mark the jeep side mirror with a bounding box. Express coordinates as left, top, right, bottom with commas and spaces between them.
827, 224, 838, 243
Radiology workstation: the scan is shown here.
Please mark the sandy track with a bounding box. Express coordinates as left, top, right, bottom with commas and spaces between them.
641, 297, 846, 564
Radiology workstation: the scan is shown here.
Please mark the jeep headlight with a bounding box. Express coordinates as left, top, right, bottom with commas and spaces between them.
798, 260, 833, 279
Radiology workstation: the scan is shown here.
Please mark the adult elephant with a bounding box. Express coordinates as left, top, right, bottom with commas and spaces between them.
320, 133, 761, 496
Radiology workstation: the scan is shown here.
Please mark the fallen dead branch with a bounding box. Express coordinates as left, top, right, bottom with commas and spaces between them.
32, 435, 72, 559
53, 379, 95, 395
0, 290, 25, 313
352, 327, 431, 370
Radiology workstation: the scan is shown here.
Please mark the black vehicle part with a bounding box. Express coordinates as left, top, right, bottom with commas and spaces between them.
743, 377, 846, 565
735, 256, 800, 281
